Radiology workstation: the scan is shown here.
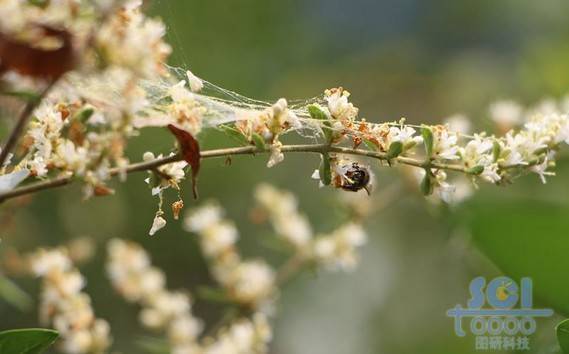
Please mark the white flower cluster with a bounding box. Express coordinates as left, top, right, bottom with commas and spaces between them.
201, 313, 272, 354
254, 184, 368, 271
305, 89, 569, 201
106, 239, 203, 354
0, 0, 188, 197
312, 223, 367, 271
184, 203, 276, 307
234, 98, 301, 168
29, 248, 111, 354
254, 183, 313, 249
106, 238, 272, 354
96, 0, 172, 78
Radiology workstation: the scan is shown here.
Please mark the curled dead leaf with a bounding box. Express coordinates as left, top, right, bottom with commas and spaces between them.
167, 124, 201, 199
0, 25, 75, 79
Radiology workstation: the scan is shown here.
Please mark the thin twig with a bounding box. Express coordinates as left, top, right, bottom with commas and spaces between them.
0, 144, 469, 203
275, 252, 307, 287
0, 80, 58, 167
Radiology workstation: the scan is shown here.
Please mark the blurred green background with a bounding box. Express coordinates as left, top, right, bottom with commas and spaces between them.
2, 0, 569, 353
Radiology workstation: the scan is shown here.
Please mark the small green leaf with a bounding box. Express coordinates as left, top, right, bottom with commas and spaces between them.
0, 328, 58, 354
492, 140, 501, 162
386, 141, 403, 159
307, 104, 333, 142
421, 125, 434, 157
0, 276, 32, 311
466, 165, 484, 175
403, 140, 418, 151
363, 139, 378, 151
219, 125, 249, 146
74, 107, 94, 123
420, 169, 433, 196
557, 319, 569, 353
319, 152, 332, 185
251, 133, 266, 150
307, 104, 329, 121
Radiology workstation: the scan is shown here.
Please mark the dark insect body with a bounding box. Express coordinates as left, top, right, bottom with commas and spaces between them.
341, 162, 371, 194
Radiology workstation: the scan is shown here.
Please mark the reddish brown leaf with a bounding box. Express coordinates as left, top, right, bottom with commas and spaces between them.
0, 25, 75, 79
167, 124, 201, 199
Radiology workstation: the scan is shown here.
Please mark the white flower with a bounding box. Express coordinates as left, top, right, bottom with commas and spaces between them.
274, 214, 312, 248
186, 70, 204, 93
313, 223, 367, 271
55, 140, 89, 175
389, 126, 422, 146
184, 203, 223, 232
107, 239, 202, 350
438, 181, 456, 204
168, 315, 203, 345
230, 261, 275, 304
433, 127, 460, 160
30, 249, 71, 276
530, 155, 555, 184
149, 214, 167, 236
325, 88, 358, 121
160, 159, 188, 183
267, 140, 284, 168
0, 169, 30, 192
200, 221, 239, 257
254, 184, 313, 247
169, 80, 194, 103
445, 114, 471, 134
481, 163, 501, 183
490, 100, 523, 126
32, 247, 111, 354
311, 169, 325, 188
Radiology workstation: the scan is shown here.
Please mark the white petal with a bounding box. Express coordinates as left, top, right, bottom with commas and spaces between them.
0, 169, 30, 192
149, 215, 167, 236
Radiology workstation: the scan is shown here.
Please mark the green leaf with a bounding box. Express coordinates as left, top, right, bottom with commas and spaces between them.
421, 125, 434, 157
386, 141, 403, 159
319, 152, 332, 186
556, 319, 569, 353
74, 107, 94, 123
462, 198, 569, 316
219, 125, 249, 146
307, 104, 329, 121
0, 276, 32, 311
0, 328, 58, 354
492, 140, 501, 162
466, 165, 484, 175
307, 104, 333, 142
420, 170, 433, 196
363, 139, 378, 151
251, 133, 266, 150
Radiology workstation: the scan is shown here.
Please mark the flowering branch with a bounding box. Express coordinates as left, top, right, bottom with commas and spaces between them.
0, 143, 475, 203
0, 80, 58, 166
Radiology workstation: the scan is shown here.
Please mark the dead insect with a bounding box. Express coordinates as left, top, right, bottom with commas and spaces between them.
337, 162, 373, 195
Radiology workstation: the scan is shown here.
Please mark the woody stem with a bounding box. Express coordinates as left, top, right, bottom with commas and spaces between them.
0, 143, 467, 203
